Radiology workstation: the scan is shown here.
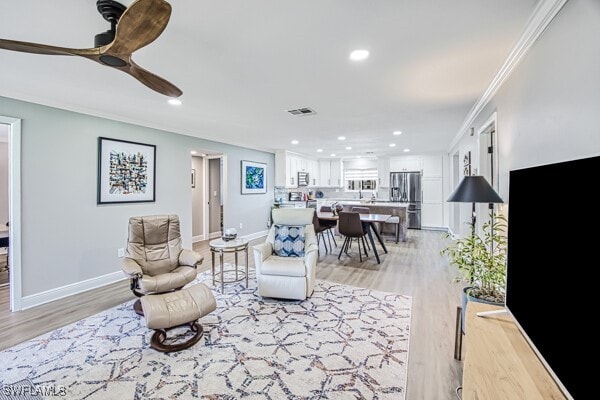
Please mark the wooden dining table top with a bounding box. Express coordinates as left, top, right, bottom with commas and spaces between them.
317, 212, 391, 223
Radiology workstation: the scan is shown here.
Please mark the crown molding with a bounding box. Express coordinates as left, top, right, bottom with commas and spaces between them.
447, 0, 569, 152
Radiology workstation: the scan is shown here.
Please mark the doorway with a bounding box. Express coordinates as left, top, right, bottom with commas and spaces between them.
450, 151, 461, 236
191, 152, 226, 243
191, 155, 205, 242
0, 124, 9, 288
477, 112, 499, 228
0, 115, 22, 311
208, 157, 223, 239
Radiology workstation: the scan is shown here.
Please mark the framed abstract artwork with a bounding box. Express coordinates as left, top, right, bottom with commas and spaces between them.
241, 160, 267, 194
97, 137, 156, 204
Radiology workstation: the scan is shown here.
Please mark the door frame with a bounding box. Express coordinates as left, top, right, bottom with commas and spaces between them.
204, 154, 227, 239
1, 115, 22, 311
477, 112, 498, 190
449, 150, 461, 237
476, 112, 499, 230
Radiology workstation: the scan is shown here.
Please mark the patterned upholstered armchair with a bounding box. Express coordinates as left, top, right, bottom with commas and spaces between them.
253, 208, 318, 300
121, 214, 203, 315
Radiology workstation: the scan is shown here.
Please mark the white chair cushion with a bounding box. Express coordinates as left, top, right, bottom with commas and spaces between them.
261, 256, 307, 277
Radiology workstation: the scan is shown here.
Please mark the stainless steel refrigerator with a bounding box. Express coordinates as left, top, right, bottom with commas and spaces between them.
389, 171, 422, 229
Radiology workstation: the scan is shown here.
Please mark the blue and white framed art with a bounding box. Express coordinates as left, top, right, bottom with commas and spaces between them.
241, 160, 267, 194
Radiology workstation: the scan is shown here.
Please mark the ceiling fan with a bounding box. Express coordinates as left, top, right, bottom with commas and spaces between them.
0, 0, 182, 97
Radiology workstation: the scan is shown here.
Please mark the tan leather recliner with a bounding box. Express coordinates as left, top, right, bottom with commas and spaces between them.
121, 214, 203, 314
253, 208, 318, 300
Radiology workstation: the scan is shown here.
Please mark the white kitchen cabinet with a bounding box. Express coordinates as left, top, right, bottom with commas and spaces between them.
330, 160, 342, 187
389, 156, 422, 172
318, 160, 330, 186
422, 155, 443, 178
306, 159, 318, 186
275, 150, 317, 188
422, 203, 444, 228
318, 159, 343, 187
377, 157, 390, 188
289, 156, 299, 187
421, 176, 444, 228
297, 157, 307, 173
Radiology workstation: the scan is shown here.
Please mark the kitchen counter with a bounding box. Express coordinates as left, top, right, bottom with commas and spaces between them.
319, 199, 409, 207
338, 201, 409, 208
324, 201, 409, 242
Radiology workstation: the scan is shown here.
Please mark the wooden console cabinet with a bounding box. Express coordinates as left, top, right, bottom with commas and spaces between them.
462, 302, 566, 400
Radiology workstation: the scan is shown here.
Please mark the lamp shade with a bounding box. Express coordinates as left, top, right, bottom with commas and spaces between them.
447, 176, 503, 203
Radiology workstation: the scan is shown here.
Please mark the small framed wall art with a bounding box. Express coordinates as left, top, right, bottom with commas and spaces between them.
241, 160, 267, 194
463, 151, 472, 176
97, 137, 156, 204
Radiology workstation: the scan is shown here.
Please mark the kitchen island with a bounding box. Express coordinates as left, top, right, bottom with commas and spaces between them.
322, 200, 408, 242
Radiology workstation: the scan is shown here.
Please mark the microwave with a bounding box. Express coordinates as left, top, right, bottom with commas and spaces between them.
297, 171, 310, 186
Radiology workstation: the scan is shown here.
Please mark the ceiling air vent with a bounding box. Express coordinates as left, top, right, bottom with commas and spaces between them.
286, 107, 317, 116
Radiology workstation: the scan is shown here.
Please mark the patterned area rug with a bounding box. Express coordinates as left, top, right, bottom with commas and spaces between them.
0, 270, 412, 399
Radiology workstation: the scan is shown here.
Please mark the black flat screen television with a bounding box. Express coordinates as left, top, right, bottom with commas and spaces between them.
506, 155, 599, 400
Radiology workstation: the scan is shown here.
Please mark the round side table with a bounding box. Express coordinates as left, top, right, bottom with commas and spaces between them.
209, 237, 249, 292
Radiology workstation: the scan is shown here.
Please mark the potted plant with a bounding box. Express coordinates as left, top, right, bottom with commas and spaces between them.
441, 213, 508, 330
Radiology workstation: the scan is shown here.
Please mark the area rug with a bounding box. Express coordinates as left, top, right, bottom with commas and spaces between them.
0, 270, 412, 399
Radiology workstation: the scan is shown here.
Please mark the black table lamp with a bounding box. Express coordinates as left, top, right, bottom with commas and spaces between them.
447, 176, 503, 236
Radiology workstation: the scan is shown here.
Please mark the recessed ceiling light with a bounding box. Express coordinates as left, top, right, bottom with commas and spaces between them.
190, 150, 197, 155
345, 146, 352, 150
316, 149, 323, 153
168, 98, 182, 106
349, 49, 369, 61
393, 131, 402, 136
389, 143, 396, 147
403, 148, 411, 152
330, 153, 336, 157
291, 140, 299, 145
338, 136, 346, 141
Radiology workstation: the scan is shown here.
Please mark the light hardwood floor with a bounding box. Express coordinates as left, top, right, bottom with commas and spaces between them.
0, 230, 463, 399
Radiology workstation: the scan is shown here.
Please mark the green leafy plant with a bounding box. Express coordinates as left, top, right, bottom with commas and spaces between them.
441, 213, 508, 303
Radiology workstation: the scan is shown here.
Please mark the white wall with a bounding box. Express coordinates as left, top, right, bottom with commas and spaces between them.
448, 0, 600, 236
0, 96, 274, 299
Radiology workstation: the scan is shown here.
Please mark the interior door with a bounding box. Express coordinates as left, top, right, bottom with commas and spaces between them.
208, 158, 222, 236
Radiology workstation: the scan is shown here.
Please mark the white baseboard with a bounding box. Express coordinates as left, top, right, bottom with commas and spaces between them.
195, 229, 267, 243
20, 271, 126, 310
242, 229, 269, 241
17, 229, 269, 311
421, 226, 449, 232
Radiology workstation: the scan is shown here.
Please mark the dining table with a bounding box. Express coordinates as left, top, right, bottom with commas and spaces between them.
317, 212, 390, 264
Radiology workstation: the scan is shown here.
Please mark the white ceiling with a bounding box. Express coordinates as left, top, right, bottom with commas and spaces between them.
0, 0, 538, 158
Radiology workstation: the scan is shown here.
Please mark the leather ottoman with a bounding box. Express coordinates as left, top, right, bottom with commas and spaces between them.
140, 283, 216, 352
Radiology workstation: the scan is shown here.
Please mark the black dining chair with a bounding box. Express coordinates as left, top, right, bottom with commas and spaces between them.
312, 210, 331, 254
318, 205, 338, 248
337, 212, 369, 262
350, 207, 371, 250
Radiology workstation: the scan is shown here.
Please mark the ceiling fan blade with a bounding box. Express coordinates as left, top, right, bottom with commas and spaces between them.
125, 58, 182, 97
108, 0, 172, 55
0, 38, 97, 57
